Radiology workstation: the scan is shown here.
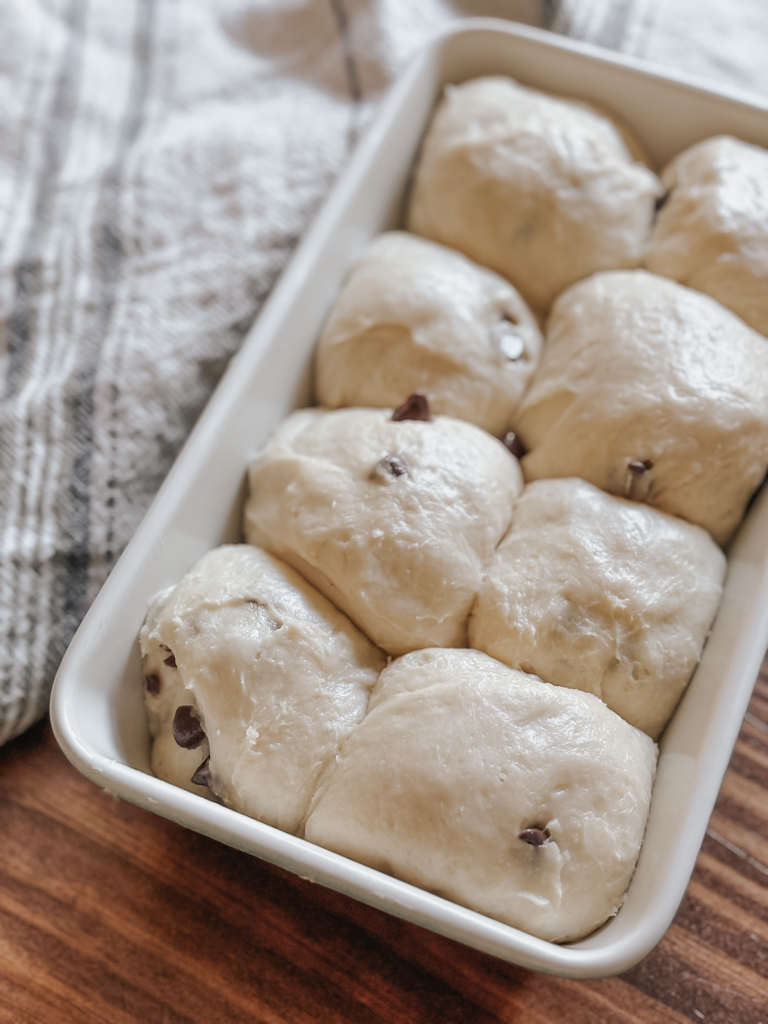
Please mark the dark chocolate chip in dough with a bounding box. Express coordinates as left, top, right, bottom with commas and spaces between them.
379, 453, 408, 477
518, 827, 550, 847
144, 673, 161, 696
392, 393, 431, 422
503, 432, 527, 460
159, 644, 177, 668
191, 756, 213, 788
173, 705, 206, 749
628, 459, 653, 474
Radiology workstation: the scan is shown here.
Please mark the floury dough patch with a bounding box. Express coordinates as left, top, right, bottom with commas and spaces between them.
645, 136, 768, 338
513, 270, 768, 546
304, 649, 657, 944
243, 404, 523, 655
314, 232, 542, 436
469, 479, 726, 739
406, 76, 661, 312
139, 545, 385, 833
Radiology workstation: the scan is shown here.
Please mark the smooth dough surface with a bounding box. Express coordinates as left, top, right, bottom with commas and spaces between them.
645, 135, 768, 337
406, 76, 661, 312
469, 479, 726, 738
140, 544, 385, 833
314, 232, 542, 435
514, 270, 768, 546
305, 648, 657, 944
244, 407, 523, 655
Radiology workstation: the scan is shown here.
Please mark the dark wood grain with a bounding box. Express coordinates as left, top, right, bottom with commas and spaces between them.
2, 669, 767, 1024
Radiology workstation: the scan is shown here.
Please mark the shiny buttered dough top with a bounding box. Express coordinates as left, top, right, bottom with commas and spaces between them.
645, 135, 768, 338
406, 76, 661, 313
243, 405, 523, 655
304, 648, 657, 944
140, 545, 385, 833
314, 232, 542, 436
514, 270, 768, 546
469, 479, 726, 739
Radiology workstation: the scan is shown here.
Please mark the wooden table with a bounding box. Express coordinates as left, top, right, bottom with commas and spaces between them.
2, 664, 767, 1024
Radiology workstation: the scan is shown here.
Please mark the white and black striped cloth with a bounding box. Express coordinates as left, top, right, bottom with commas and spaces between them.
0, 0, 765, 747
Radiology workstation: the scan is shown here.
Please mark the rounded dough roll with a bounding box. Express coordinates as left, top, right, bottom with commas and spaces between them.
645, 135, 768, 337
243, 406, 523, 655
514, 270, 768, 546
305, 648, 657, 944
469, 478, 726, 739
314, 232, 542, 435
140, 544, 386, 833
406, 76, 661, 312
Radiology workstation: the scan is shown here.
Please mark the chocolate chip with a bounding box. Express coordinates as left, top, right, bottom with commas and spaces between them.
144, 673, 161, 696
493, 316, 526, 362
191, 756, 213, 788
379, 453, 408, 477
160, 644, 177, 669
172, 705, 206, 749
654, 190, 671, 214
503, 432, 527, 460
628, 459, 653, 474
518, 827, 550, 847
392, 393, 431, 422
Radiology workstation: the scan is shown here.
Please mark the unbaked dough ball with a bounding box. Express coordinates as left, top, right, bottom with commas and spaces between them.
304, 648, 657, 944
645, 135, 768, 337
469, 479, 726, 739
243, 405, 523, 655
514, 270, 768, 546
140, 544, 385, 832
314, 232, 542, 435
406, 76, 661, 312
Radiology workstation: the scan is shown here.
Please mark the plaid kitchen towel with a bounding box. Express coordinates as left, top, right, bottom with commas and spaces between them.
0, 0, 765, 747
552, 0, 768, 96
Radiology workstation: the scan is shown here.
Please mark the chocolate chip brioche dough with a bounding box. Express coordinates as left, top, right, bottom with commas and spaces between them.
304, 648, 656, 944
645, 136, 768, 337
141, 616, 215, 801
314, 232, 542, 435
406, 76, 661, 312
514, 270, 768, 546
243, 405, 523, 655
469, 479, 726, 739
140, 544, 385, 832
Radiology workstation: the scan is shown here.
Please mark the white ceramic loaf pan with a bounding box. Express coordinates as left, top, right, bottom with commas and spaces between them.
50, 19, 768, 978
